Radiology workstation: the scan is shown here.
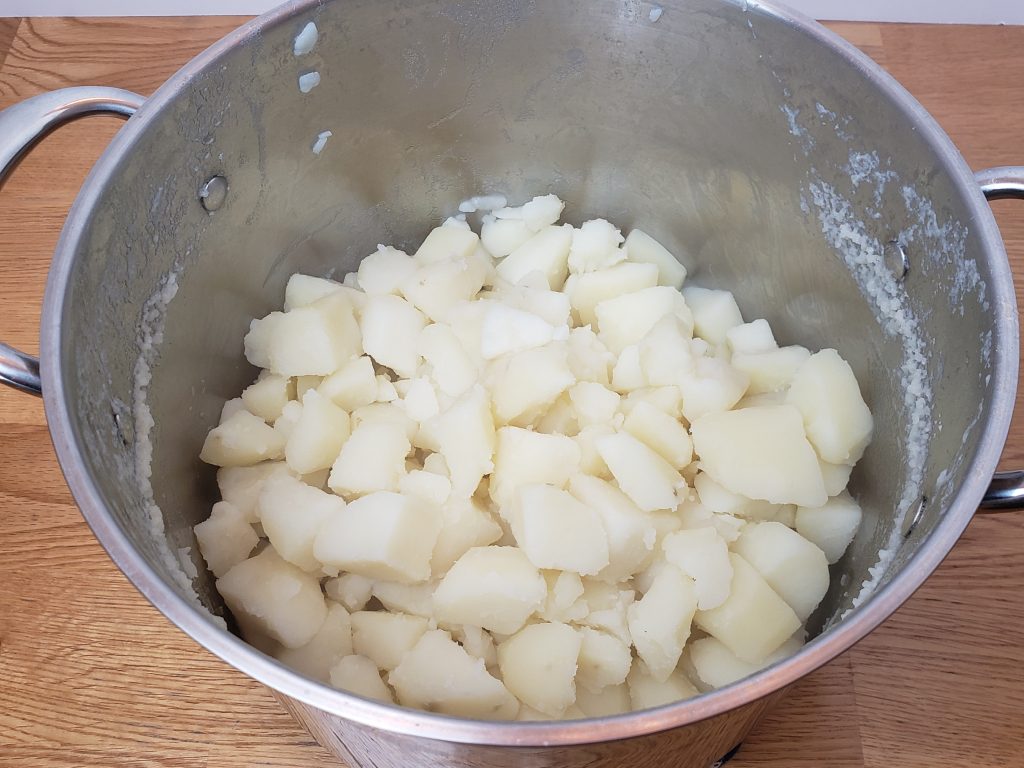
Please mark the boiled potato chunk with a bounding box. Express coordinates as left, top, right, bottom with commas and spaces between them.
496, 224, 573, 290
217, 547, 327, 648
681, 286, 744, 345
480, 302, 561, 360
623, 401, 692, 469
490, 427, 580, 510
432, 546, 547, 634
564, 261, 660, 327
596, 431, 685, 512
360, 295, 426, 378
431, 497, 504, 576
317, 355, 378, 411
324, 572, 375, 612
247, 292, 361, 377
275, 602, 352, 682
194, 501, 259, 578
568, 381, 620, 427
313, 491, 442, 583
690, 405, 827, 508
371, 580, 435, 619
241, 374, 291, 422
283, 273, 345, 311
487, 343, 575, 426
820, 460, 854, 497
539, 570, 587, 623
482, 217, 533, 257
330, 654, 394, 702
351, 610, 429, 671
786, 349, 873, 464
422, 384, 496, 497
733, 522, 829, 622
400, 255, 488, 323
285, 390, 350, 474
567, 219, 625, 274
258, 473, 344, 572
414, 225, 480, 264
694, 553, 801, 664
662, 527, 733, 610
687, 634, 803, 690
217, 462, 293, 523
595, 286, 693, 354
390, 629, 519, 719
796, 491, 863, 564
497, 622, 581, 717
328, 420, 410, 497
623, 229, 686, 289
732, 345, 811, 394
677, 356, 749, 421
419, 322, 479, 398
576, 627, 632, 693
627, 564, 697, 681
627, 662, 699, 711
357, 246, 417, 296
567, 474, 655, 583
725, 319, 777, 355
200, 409, 285, 467
508, 484, 610, 575
575, 682, 631, 717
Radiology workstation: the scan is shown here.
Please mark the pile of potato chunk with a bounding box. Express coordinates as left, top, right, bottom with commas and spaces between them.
196, 194, 873, 720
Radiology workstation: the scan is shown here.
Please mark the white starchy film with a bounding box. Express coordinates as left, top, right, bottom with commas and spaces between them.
312, 130, 332, 155
293, 21, 318, 56
298, 71, 321, 94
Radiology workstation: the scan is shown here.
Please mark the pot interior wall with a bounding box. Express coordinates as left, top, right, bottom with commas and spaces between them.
59, 0, 997, 645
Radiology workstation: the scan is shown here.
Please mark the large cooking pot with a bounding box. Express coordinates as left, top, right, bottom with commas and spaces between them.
1, 1, 1022, 766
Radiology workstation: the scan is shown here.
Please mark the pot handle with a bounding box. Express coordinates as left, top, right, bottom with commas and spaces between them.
976, 166, 1024, 511
0, 86, 145, 396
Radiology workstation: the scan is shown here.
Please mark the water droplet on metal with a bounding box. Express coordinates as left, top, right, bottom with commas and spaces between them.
884, 239, 910, 281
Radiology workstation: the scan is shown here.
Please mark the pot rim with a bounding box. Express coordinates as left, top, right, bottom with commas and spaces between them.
39, 0, 1019, 747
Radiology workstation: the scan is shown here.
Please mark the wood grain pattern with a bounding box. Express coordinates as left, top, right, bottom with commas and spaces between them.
0, 17, 1022, 768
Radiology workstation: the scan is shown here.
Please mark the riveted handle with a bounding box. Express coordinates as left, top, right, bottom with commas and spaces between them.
0, 86, 145, 396
975, 166, 1024, 511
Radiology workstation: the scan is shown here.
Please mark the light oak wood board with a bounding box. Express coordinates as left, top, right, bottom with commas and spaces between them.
0, 17, 1021, 768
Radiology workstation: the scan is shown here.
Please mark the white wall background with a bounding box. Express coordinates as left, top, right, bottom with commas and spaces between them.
2, 0, 1024, 22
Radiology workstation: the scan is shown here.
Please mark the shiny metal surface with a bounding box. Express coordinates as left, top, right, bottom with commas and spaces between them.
976, 166, 1024, 201
8, 0, 1018, 766
0, 86, 144, 397
979, 470, 1024, 510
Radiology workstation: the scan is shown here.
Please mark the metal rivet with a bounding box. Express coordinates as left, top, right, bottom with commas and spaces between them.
904, 495, 927, 538
199, 175, 228, 213
884, 239, 910, 281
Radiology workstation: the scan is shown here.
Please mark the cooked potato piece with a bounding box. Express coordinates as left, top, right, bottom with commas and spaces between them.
496, 282, 572, 327
217, 547, 327, 649
283, 273, 346, 311
620, 386, 683, 420
317, 355, 378, 411
627, 662, 699, 711
725, 319, 777, 355
496, 224, 573, 290
795, 491, 863, 564
574, 424, 615, 478
534, 393, 580, 436
194, 501, 259, 578
687, 634, 803, 690
431, 498, 504, 576
490, 427, 581, 510
328, 420, 410, 497
241, 374, 291, 422
564, 262, 660, 328
201, 409, 286, 467
422, 385, 496, 497
498, 622, 581, 717
414, 225, 480, 264
539, 570, 587, 623
482, 217, 533, 257
677, 356, 749, 421
390, 629, 519, 719
351, 611, 430, 671
398, 469, 450, 507
627, 564, 697, 681
694, 553, 801, 664
610, 345, 647, 394
275, 602, 352, 682
324, 572, 375, 612
350, 402, 417, 444
370, 580, 435, 619
487, 343, 576, 426
595, 286, 693, 354
566, 326, 615, 385
517, 193, 566, 231
786, 349, 873, 464
433, 546, 547, 634
596, 431, 685, 512
359, 295, 427, 378
732, 346, 811, 394
567, 381, 620, 427
401, 255, 488, 323
508, 484, 610, 575
637, 316, 696, 388
623, 401, 692, 469
576, 627, 632, 693
314, 491, 442, 583
567, 474, 655, 583
258, 473, 344, 572
819, 460, 854, 497
479, 302, 561, 360
662, 527, 733, 610
681, 286, 744, 345
568, 219, 625, 274
690, 405, 827, 508
452, 625, 499, 668
330, 654, 394, 702
693, 472, 748, 516
623, 229, 686, 289
249, 292, 361, 377
575, 682, 631, 717
356, 246, 417, 296
216, 463, 293, 523
284, 390, 350, 475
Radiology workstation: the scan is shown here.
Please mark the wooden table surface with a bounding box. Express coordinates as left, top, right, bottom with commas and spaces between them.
0, 16, 1022, 768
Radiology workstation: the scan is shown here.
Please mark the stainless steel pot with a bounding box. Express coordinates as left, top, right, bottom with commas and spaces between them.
1, 1, 1022, 766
